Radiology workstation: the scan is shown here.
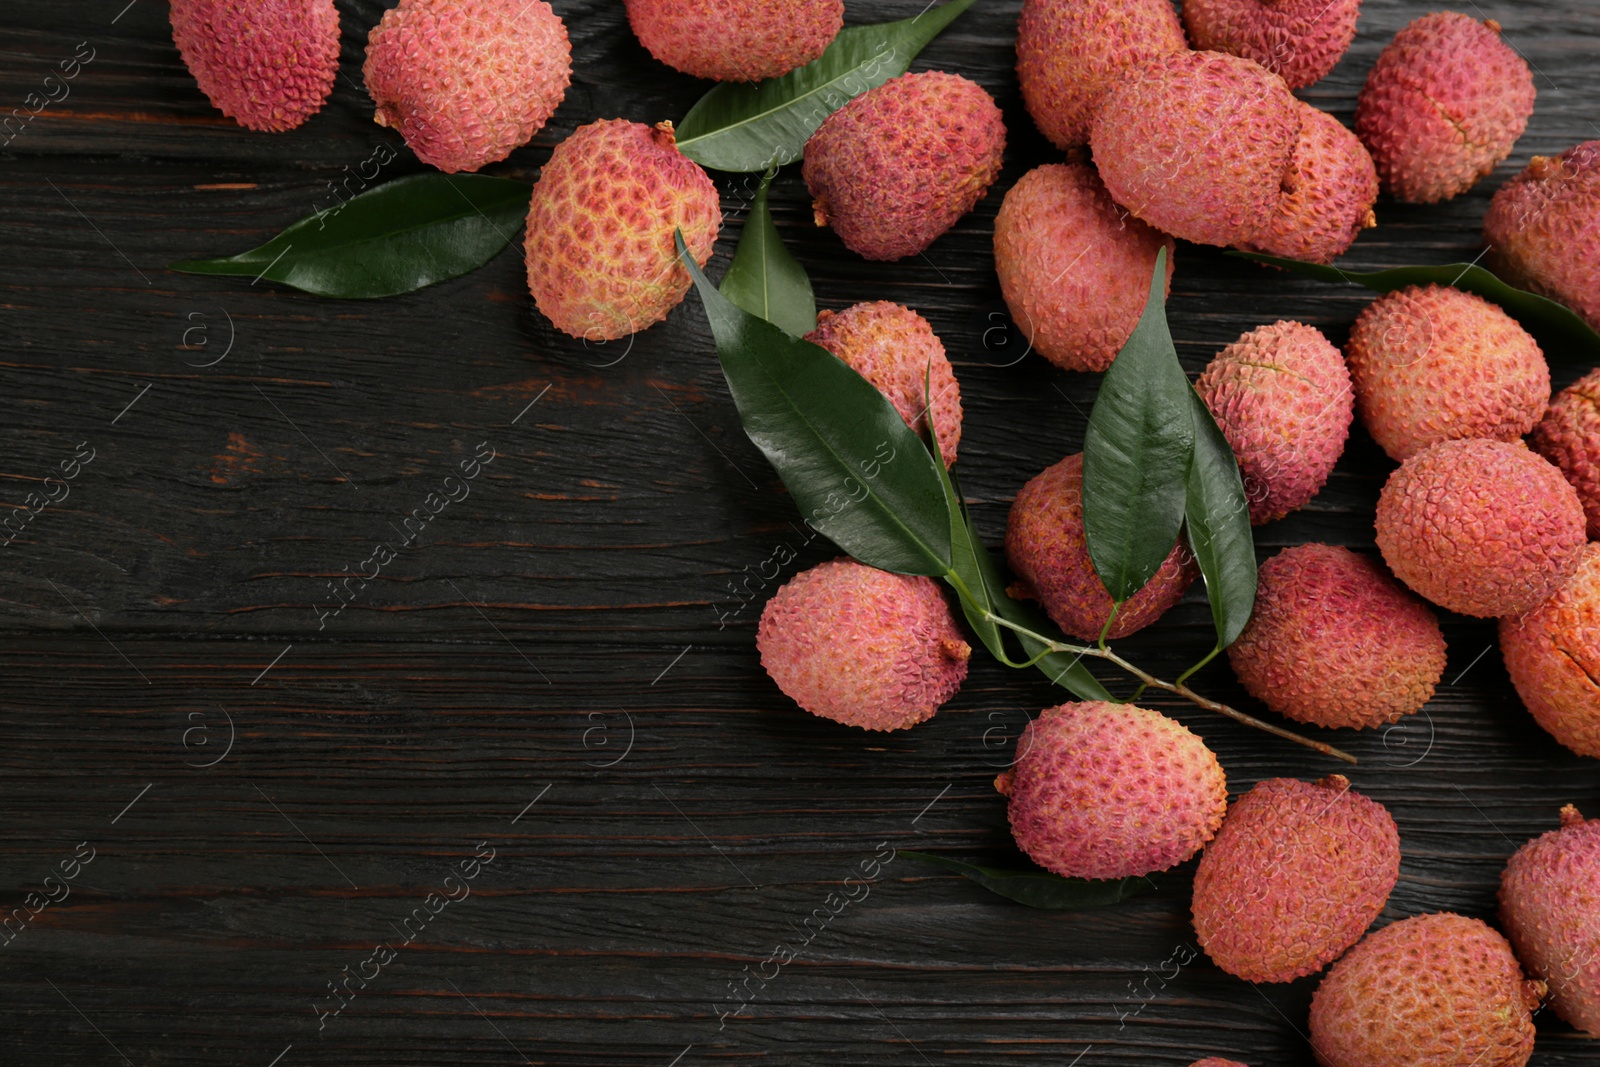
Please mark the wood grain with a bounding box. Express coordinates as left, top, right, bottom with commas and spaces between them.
2, 1, 1599, 1064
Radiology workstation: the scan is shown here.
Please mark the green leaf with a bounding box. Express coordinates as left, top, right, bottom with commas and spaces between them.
169, 173, 531, 299
1184, 388, 1257, 650
900, 851, 1152, 909
677, 232, 951, 575
1082, 248, 1194, 603
674, 0, 979, 172
929, 427, 1111, 702
1229, 252, 1600, 362
719, 171, 817, 337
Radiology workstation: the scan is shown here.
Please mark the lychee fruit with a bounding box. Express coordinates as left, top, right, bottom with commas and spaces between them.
363, 0, 572, 174
1090, 49, 1302, 247
1375, 439, 1586, 619
757, 559, 970, 732
992, 162, 1175, 373
1227, 545, 1446, 730
1308, 913, 1545, 1067
1194, 321, 1354, 525
1499, 543, 1600, 759
1181, 0, 1362, 89
1345, 285, 1550, 462
1485, 141, 1600, 332
624, 0, 842, 82
1533, 368, 1600, 539
1015, 0, 1188, 149
1005, 453, 1197, 643
804, 303, 963, 465
1192, 775, 1401, 983
1499, 806, 1600, 1035
524, 120, 720, 342
1355, 12, 1535, 203
803, 72, 1005, 261
1237, 102, 1378, 265
995, 701, 1227, 880
169, 0, 340, 132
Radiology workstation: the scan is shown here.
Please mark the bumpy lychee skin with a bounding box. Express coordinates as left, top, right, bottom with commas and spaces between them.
1195, 321, 1354, 525
1345, 285, 1549, 461
1005, 454, 1197, 642
1355, 13, 1535, 204
1486, 142, 1600, 332
993, 163, 1175, 373
1015, 0, 1188, 149
1499, 544, 1600, 759
803, 72, 1005, 261
1182, 0, 1361, 89
1192, 776, 1400, 984
525, 120, 720, 341
757, 559, 971, 732
1228, 545, 1445, 729
1238, 103, 1378, 264
1533, 369, 1600, 539
1499, 806, 1600, 1035
169, 0, 339, 132
625, 0, 842, 82
1090, 50, 1301, 247
995, 702, 1227, 880
364, 0, 572, 173
1309, 913, 1545, 1067
804, 303, 963, 465
1375, 439, 1585, 619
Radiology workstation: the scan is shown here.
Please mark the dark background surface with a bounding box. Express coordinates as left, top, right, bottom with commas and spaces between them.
2, 1, 1598, 1064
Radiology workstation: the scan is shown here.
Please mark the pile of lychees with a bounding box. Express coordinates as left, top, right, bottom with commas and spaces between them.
168, 0, 1600, 1063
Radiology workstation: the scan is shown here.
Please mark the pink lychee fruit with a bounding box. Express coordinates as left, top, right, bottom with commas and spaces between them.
1345, 285, 1549, 462
1237, 102, 1378, 265
1355, 12, 1535, 203
1375, 439, 1585, 618
1181, 0, 1363, 89
1192, 775, 1401, 983
1015, 0, 1188, 149
1532, 368, 1600, 539
804, 303, 963, 465
1090, 49, 1302, 248
1499, 543, 1600, 759
524, 120, 720, 342
625, 0, 842, 82
803, 71, 1006, 261
1195, 320, 1354, 525
1485, 141, 1600, 332
992, 162, 1175, 373
757, 559, 970, 732
1005, 453, 1197, 643
1228, 545, 1446, 730
1499, 805, 1600, 1035
363, 0, 572, 173
996, 701, 1227, 879
169, 0, 340, 132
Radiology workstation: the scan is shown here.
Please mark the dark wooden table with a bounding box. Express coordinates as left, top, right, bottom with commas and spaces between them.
3, 1, 1598, 1064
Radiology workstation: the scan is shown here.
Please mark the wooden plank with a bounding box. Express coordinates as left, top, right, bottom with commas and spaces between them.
2, 0, 1599, 1063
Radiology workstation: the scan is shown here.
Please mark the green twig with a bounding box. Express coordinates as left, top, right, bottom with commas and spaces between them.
980, 611, 1356, 764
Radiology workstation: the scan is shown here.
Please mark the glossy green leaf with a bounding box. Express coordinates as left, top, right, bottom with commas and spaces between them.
675, 0, 979, 172
900, 851, 1152, 909
1230, 252, 1600, 362
719, 171, 817, 337
929, 425, 1111, 702
678, 233, 951, 576
169, 173, 531, 299
1184, 388, 1257, 649
1082, 248, 1194, 603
